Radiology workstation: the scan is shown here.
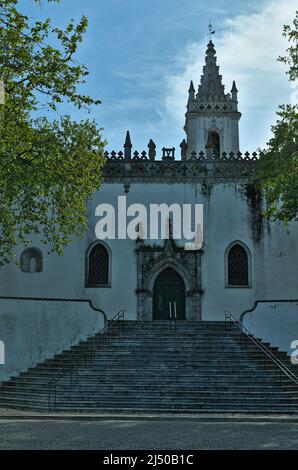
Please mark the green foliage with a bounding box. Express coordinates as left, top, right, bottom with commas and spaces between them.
0, 0, 106, 264
255, 11, 298, 222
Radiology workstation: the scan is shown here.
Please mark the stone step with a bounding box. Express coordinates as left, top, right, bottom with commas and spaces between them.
2, 383, 296, 395
1, 394, 295, 407
1, 319, 297, 413
31, 359, 287, 369
2, 388, 297, 400
12, 371, 286, 384
46, 345, 279, 353
12, 365, 292, 377
3, 380, 292, 394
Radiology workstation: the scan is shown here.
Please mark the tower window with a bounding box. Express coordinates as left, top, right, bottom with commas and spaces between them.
20, 248, 43, 273
206, 130, 220, 156
86, 243, 110, 287
226, 243, 250, 287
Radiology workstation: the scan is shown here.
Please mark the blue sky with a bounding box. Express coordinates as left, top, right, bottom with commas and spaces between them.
20, 0, 296, 154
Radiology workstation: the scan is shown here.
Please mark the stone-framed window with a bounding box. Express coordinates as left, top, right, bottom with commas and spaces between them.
206, 129, 221, 156
20, 247, 43, 273
226, 242, 251, 287
86, 242, 111, 287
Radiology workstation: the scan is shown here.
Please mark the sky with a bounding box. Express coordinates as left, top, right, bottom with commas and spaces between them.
19, 0, 297, 155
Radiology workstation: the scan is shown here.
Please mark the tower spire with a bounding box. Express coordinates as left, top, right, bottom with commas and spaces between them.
184, 36, 242, 158
197, 40, 226, 101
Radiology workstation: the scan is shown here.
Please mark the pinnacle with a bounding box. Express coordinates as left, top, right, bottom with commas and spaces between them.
124, 130, 132, 147
188, 81, 195, 93
231, 81, 238, 93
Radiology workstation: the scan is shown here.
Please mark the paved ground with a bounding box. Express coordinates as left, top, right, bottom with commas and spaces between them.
0, 419, 298, 449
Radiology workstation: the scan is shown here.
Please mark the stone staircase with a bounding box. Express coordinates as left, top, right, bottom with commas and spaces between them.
0, 320, 298, 413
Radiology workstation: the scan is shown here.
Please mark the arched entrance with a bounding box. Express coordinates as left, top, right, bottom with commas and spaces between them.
153, 268, 186, 320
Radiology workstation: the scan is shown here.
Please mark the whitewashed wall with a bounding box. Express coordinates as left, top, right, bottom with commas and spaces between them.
0, 299, 105, 382
242, 300, 298, 354
0, 181, 297, 324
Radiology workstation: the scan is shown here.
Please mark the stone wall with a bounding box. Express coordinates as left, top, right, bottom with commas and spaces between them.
0, 298, 105, 382
242, 300, 298, 354
0, 181, 297, 324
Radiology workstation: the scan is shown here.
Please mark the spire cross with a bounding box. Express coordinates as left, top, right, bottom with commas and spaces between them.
208, 19, 215, 41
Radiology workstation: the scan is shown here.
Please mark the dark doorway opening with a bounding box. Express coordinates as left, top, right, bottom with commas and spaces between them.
153, 268, 186, 320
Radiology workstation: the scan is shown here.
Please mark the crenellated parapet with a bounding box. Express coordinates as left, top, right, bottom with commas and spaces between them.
103, 132, 259, 183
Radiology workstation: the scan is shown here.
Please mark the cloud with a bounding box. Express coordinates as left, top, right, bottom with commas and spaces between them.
164, 0, 297, 150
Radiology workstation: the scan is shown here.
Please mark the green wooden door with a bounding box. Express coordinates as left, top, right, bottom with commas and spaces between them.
153, 268, 185, 320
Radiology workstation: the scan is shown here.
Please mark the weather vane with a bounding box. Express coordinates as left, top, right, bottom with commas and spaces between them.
208, 19, 215, 41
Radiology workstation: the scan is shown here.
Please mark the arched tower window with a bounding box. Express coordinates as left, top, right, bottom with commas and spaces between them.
226, 242, 251, 287
206, 130, 220, 156
86, 242, 110, 287
20, 247, 43, 273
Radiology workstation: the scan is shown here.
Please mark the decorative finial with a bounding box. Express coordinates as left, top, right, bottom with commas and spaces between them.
208, 19, 215, 41
187, 81, 195, 109
124, 130, 132, 147
188, 80, 195, 93
231, 80, 238, 92
148, 139, 156, 161
124, 130, 132, 159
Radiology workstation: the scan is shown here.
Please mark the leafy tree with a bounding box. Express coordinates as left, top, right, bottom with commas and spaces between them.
254, 11, 298, 222
0, 0, 106, 264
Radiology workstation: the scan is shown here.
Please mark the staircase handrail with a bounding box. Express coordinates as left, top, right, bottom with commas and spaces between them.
225, 310, 298, 386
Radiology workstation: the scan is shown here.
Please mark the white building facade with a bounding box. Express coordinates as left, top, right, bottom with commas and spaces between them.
0, 41, 297, 380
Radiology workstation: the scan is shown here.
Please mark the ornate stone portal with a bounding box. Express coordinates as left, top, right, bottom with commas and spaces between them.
136, 237, 202, 321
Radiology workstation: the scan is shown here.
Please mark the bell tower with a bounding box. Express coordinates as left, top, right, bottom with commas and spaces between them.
184, 39, 241, 159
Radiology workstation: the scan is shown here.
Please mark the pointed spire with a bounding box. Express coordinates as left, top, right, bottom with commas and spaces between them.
231, 80, 238, 102
188, 80, 195, 93
197, 40, 227, 102
124, 130, 132, 159
124, 130, 132, 147
187, 80, 195, 110
231, 80, 238, 92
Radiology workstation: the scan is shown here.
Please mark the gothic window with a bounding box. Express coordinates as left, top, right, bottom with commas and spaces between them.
206, 130, 220, 156
20, 248, 43, 273
226, 243, 250, 287
86, 242, 110, 287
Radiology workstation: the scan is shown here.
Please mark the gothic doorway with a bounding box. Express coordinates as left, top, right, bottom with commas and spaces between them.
153, 268, 186, 320
136, 237, 202, 321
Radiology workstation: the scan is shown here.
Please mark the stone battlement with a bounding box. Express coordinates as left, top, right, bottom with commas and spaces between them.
103, 132, 259, 184
104, 146, 259, 162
